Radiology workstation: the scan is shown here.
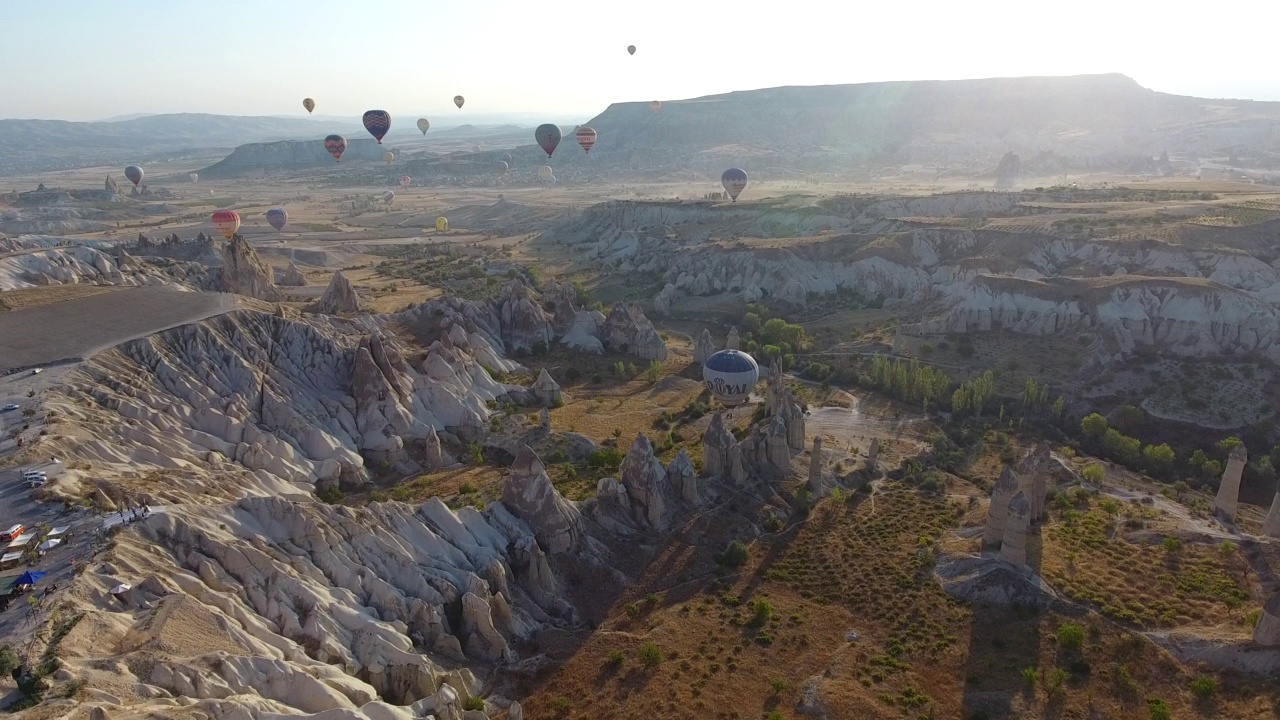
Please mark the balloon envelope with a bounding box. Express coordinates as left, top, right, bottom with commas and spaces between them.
538, 165, 553, 181
382, 190, 395, 203
453, 95, 465, 109
503, 153, 513, 164
416, 117, 430, 135
362, 110, 391, 143
651, 100, 662, 113
535, 124, 562, 158
124, 165, 143, 187
399, 175, 411, 187
721, 168, 748, 202
576, 126, 597, 154
211, 210, 241, 239
702, 350, 760, 407
265, 208, 288, 231
383, 151, 395, 164
435, 217, 448, 231
323, 135, 347, 162
189, 173, 198, 183
627, 45, 636, 55
494, 160, 509, 175
302, 98, 315, 114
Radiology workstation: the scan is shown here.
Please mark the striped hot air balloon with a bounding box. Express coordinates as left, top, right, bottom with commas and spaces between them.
302, 98, 316, 114
399, 175, 411, 187
265, 208, 287, 232
211, 210, 241, 239
323, 135, 347, 162
721, 168, 748, 202
576, 126, 597, 154
363, 110, 391, 143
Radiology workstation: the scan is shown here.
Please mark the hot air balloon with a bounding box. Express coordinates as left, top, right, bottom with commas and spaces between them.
627, 45, 636, 55
651, 100, 662, 113
124, 165, 144, 187
576, 126, 597, 154
417, 118, 430, 135
211, 210, 241, 240
538, 165, 554, 181
473, 145, 482, 153
383, 151, 395, 164
702, 350, 759, 407
535, 124, 562, 158
189, 173, 199, 183
323, 135, 347, 162
494, 160, 509, 176
453, 95, 465, 109
363, 110, 391, 143
265, 208, 288, 231
721, 168, 748, 202
399, 175, 411, 187
435, 217, 449, 232
382, 190, 395, 204
503, 153, 513, 164
302, 98, 316, 114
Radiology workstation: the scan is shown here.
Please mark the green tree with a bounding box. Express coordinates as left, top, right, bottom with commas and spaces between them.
638, 642, 664, 668
1081, 413, 1109, 439
1082, 464, 1105, 484
1143, 443, 1177, 476
1112, 404, 1145, 433
1218, 436, 1244, 454
1103, 429, 1142, 465
1052, 395, 1066, 419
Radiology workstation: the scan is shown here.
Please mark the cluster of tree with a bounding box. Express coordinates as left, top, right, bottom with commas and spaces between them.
739, 305, 809, 371
867, 357, 952, 411
1078, 411, 1272, 486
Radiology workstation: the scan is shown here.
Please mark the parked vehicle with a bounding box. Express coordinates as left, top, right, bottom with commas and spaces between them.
25, 478, 44, 489
0, 404, 18, 412
1, 525, 24, 542
30, 368, 41, 375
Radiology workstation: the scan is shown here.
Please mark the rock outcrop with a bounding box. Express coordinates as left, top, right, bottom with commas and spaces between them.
617, 434, 676, 531
1263, 489, 1280, 538
694, 329, 717, 364
220, 235, 282, 301
1255, 593, 1280, 646
983, 468, 1020, 548
529, 369, 563, 408
807, 437, 825, 497
279, 262, 308, 287
500, 446, 585, 555
1001, 491, 1031, 567
667, 448, 698, 504
315, 270, 362, 314
600, 303, 668, 361
494, 280, 554, 354
725, 327, 740, 351
703, 412, 736, 479
1215, 446, 1248, 521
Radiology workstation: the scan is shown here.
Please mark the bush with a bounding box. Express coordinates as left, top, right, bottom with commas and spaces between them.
1021, 667, 1039, 687
716, 540, 749, 567
1189, 675, 1216, 698
317, 485, 345, 504
1055, 624, 1085, 651
564, 366, 582, 381
770, 678, 786, 694
1148, 698, 1172, 720
1162, 536, 1182, 553
638, 642, 664, 668
462, 697, 485, 712
749, 599, 774, 627
1082, 464, 1105, 484
0, 644, 17, 675
606, 650, 624, 666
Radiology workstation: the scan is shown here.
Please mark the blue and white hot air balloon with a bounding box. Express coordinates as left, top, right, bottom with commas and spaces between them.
702, 349, 760, 407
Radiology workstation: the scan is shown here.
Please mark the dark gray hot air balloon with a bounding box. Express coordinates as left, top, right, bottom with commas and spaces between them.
535, 124, 562, 158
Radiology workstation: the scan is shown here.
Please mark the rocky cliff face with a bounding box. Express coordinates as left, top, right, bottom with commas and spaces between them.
600, 303, 668, 361
278, 261, 308, 287
315, 270, 362, 314
198, 138, 390, 178
220, 235, 281, 301
50, 310, 515, 502
0, 245, 207, 291
500, 445, 586, 554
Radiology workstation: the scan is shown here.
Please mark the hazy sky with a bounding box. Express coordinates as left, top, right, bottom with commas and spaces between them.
5, 0, 1280, 122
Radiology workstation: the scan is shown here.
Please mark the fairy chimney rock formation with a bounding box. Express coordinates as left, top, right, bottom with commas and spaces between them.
221, 234, 282, 301
1254, 593, 1280, 646
1001, 491, 1031, 567
667, 448, 699, 504
500, 445, 585, 554
496, 280, 554, 354
766, 416, 792, 471
315, 270, 362, 314
279, 261, 308, 287
780, 400, 806, 452
1015, 442, 1052, 522
424, 426, 444, 469
983, 467, 1021, 548
807, 437, 826, 497
619, 433, 674, 530
728, 443, 748, 484
694, 329, 717, 364
530, 368, 563, 407
725, 326, 741, 350
1263, 488, 1280, 538
538, 407, 551, 433
702, 412, 735, 478
867, 438, 880, 467
1215, 445, 1248, 521
601, 302, 669, 361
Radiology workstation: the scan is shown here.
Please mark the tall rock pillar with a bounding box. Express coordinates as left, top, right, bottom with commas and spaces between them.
1214, 446, 1247, 521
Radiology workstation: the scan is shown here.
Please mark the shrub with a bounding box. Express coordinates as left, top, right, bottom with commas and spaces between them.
564, 366, 582, 381
1043, 668, 1068, 695
0, 644, 17, 675
317, 485, 345, 504
1082, 464, 1105, 484
770, 678, 787, 694
1148, 698, 1172, 720
716, 540, 749, 567
1055, 624, 1085, 651
462, 697, 485, 712
459, 482, 477, 494
1162, 536, 1183, 553
644, 360, 663, 383
1189, 675, 1216, 698
1021, 667, 1039, 687
638, 642, 664, 668
606, 650, 624, 666
748, 599, 774, 628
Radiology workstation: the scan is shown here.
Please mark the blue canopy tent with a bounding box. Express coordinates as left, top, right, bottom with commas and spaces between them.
15, 571, 45, 587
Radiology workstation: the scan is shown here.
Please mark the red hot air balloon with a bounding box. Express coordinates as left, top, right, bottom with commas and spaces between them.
211, 210, 241, 239
124, 165, 143, 187
576, 126, 597, 154
399, 175, 411, 187
534, 124, 562, 158
323, 135, 347, 162
362, 110, 391, 144
650, 100, 662, 113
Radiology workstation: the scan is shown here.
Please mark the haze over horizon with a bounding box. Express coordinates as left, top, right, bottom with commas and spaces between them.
5, 0, 1280, 123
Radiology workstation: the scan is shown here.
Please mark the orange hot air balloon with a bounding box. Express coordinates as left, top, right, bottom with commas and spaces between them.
212, 210, 241, 239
